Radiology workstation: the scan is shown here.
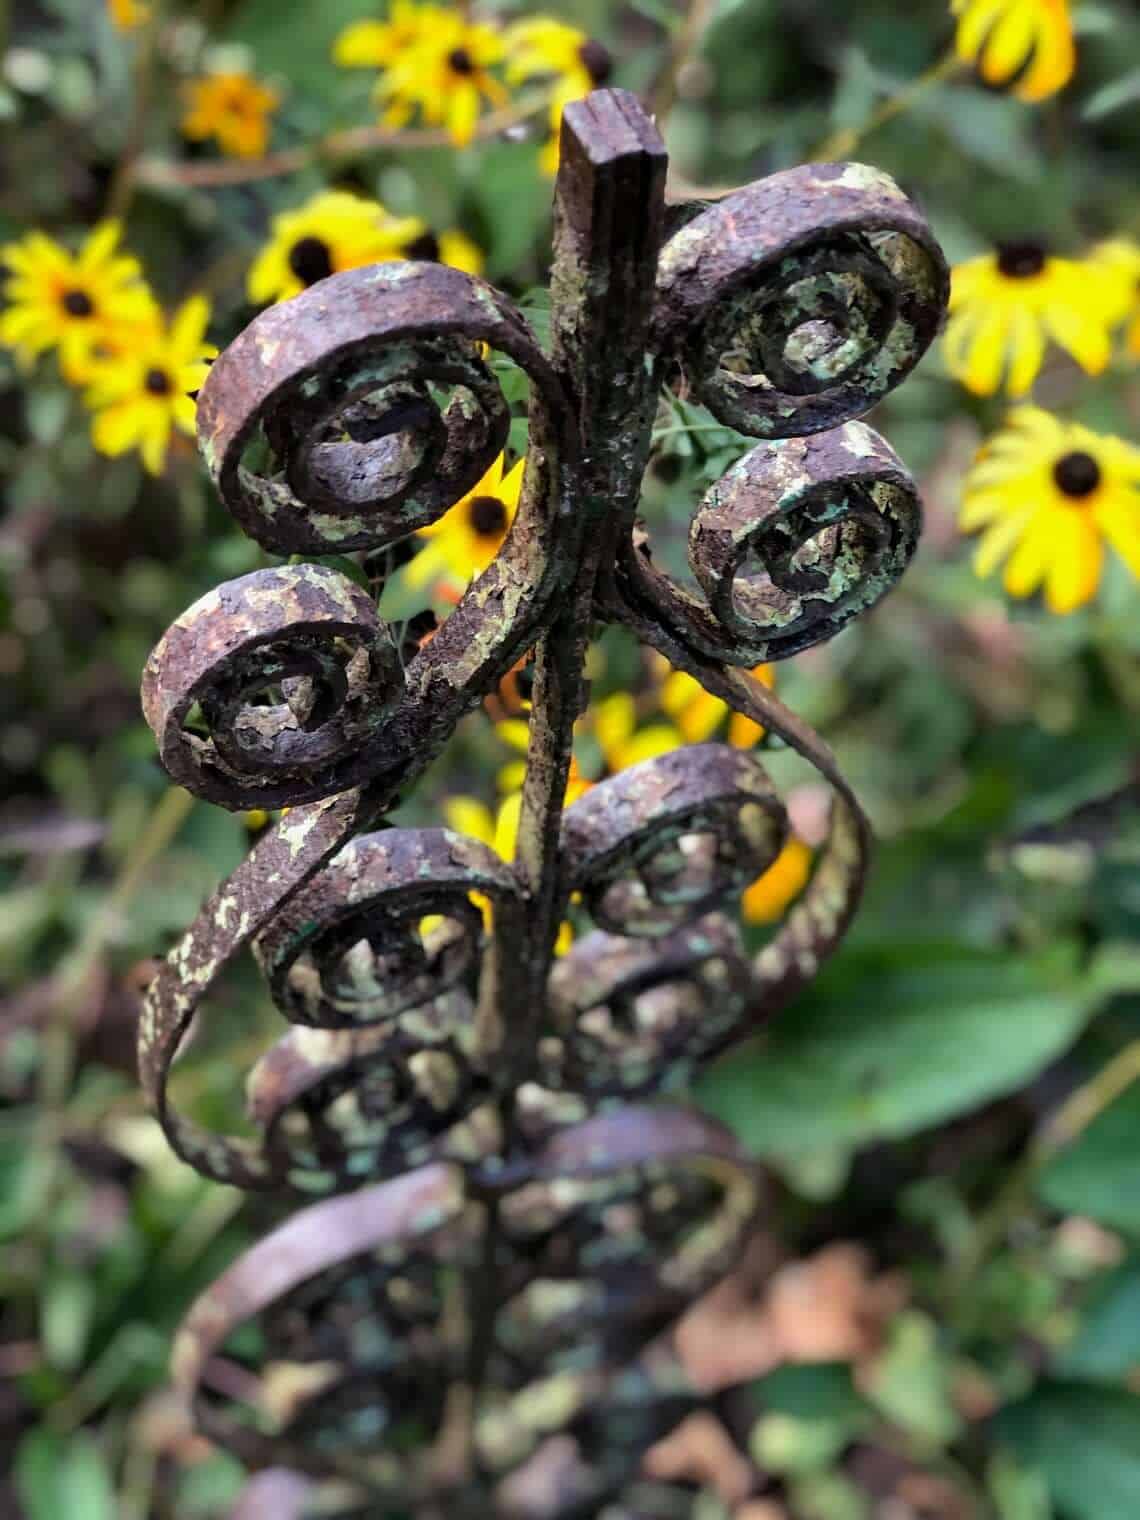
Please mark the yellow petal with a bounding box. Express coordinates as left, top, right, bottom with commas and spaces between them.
742, 837, 812, 924
77, 221, 122, 271
972, 508, 1033, 578
1004, 306, 1046, 397
140, 411, 172, 475
1015, 4, 1075, 101
962, 309, 1010, 396
593, 692, 635, 763
955, 0, 1009, 64
91, 400, 145, 458
447, 83, 481, 148
444, 796, 494, 847
493, 793, 522, 861
1002, 511, 1054, 599
727, 711, 765, 748
334, 20, 392, 67
1044, 510, 1102, 614
169, 295, 210, 363
978, 0, 1036, 84
1042, 304, 1111, 376
1096, 490, 1140, 581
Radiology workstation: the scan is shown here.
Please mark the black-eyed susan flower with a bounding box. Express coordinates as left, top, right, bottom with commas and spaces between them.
505, 17, 614, 174
108, 0, 150, 29
372, 12, 507, 147
406, 452, 525, 591
951, 0, 1074, 102
945, 243, 1120, 396
0, 222, 157, 383
85, 296, 216, 475
658, 660, 775, 750
742, 836, 813, 924
246, 190, 426, 305
1091, 240, 1140, 359
181, 72, 280, 160
960, 407, 1140, 614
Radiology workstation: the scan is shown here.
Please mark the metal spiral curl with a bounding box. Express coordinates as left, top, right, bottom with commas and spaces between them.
197, 262, 550, 556
254, 829, 521, 1028
652, 162, 947, 439
561, 745, 787, 938
543, 914, 752, 1097
141, 564, 404, 810
628, 421, 923, 665
135, 88, 948, 1518
174, 1110, 760, 1513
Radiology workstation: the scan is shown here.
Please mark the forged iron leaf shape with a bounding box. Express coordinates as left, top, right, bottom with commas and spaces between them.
138, 90, 947, 1516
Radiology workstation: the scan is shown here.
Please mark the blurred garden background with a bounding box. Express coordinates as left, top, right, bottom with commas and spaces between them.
2, 0, 1140, 1516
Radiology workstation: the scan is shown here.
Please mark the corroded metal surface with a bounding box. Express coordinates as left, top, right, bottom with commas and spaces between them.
135, 86, 947, 1518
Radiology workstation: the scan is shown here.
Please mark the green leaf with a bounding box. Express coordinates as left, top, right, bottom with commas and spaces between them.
753, 1362, 868, 1427
1037, 1084, 1140, 1235
1058, 1257, 1140, 1381
1082, 67, 1140, 121
696, 944, 1096, 1157
996, 1383, 1140, 1520
41, 1266, 96, 1371
15, 1430, 115, 1520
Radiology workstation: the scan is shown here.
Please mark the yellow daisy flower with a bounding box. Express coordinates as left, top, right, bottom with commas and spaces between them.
505, 17, 614, 174
592, 692, 683, 774
945, 243, 1121, 396
373, 13, 508, 147
85, 296, 216, 476
951, 0, 1075, 103
959, 407, 1140, 614
246, 190, 426, 305
742, 836, 813, 925
406, 452, 525, 590
659, 661, 776, 750
1090, 239, 1140, 358
108, 0, 150, 29
0, 222, 157, 384
181, 72, 280, 160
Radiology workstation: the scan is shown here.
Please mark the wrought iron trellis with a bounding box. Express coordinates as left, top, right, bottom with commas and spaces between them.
138, 89, 947, 1518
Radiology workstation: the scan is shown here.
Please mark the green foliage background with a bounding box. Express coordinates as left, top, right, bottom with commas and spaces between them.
1, 1, 1139, 1517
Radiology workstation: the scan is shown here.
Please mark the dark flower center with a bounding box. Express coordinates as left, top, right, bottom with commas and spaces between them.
288, 236, 335, 287
62, 288, 94, 317
578, 39, 613, 86
468, 495, 507, 537
403, 231, 441, 262
1053, 450, 1102, 499
996, 241, 1047, 279
145, 367, 172, 396
448, 47, 476, 76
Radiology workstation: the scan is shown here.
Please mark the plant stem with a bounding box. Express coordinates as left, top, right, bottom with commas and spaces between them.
949, 1038, 1140, 1311
38, 784, 195, 1115
134, 89, 554, 192
651, 0, 717, 123
105, 2, 166, 221
809, 50, 963, 161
